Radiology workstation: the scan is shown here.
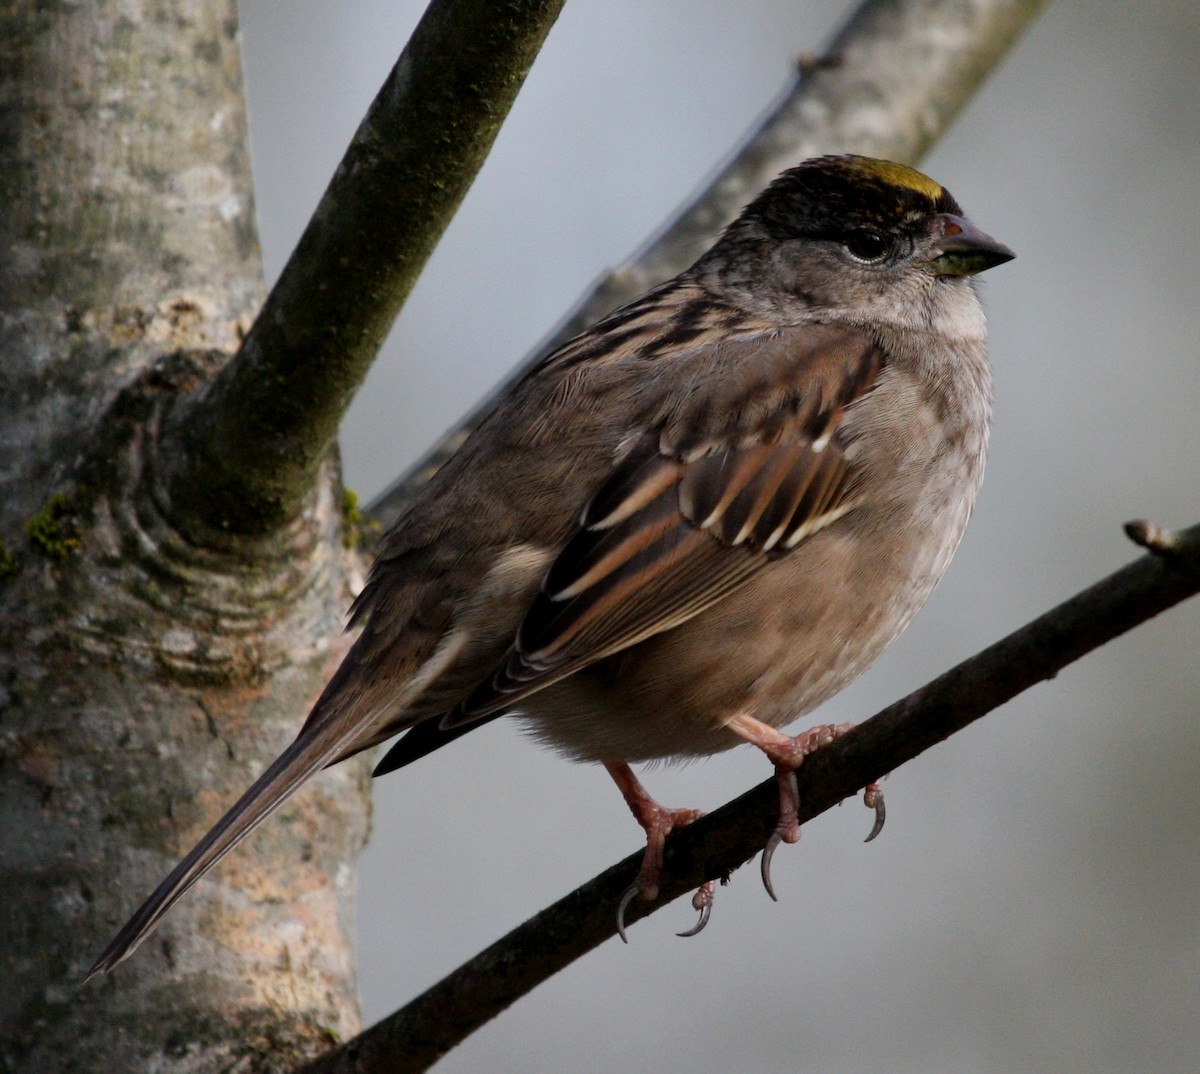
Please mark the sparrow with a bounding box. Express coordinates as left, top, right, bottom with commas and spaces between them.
88, 153, 1013, 976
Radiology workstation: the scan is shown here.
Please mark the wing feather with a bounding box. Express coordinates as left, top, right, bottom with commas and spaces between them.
446, 328, 886, 725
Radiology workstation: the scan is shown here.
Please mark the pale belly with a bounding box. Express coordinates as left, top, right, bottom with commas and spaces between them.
515, 496, 970, 764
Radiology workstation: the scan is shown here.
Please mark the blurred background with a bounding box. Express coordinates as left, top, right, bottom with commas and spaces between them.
238, 2, 1199, 1070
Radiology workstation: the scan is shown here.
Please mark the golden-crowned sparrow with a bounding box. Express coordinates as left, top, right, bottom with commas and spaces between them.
88, 154, 1012, 975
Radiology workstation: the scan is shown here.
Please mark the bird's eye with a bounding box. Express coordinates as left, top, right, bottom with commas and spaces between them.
843, 229, 890, 262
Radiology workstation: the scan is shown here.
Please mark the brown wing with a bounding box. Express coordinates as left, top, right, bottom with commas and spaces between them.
446, 325, 885, 726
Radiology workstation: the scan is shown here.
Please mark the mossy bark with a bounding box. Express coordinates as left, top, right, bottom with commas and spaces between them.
0, 3, 368, 1070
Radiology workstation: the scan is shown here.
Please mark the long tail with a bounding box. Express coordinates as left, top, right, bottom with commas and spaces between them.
84, 714, 359, 981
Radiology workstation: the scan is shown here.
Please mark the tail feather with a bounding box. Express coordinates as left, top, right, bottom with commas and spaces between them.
372, 710, 502, 776
84, 717, 358, 981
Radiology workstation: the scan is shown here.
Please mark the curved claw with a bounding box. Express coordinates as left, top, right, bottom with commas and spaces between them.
864, 786, 886, 843
676, 881, 715, 938
760, 831, 783, 902
616, 883, 641, 944
676, 901, 711, 938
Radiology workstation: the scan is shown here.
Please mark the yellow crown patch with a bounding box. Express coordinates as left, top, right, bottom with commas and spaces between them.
851, 158, 944, 201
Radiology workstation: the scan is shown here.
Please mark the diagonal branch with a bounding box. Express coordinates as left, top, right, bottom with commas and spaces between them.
164, 0, 566, 536
368, 0, 1051, 531
296, 519, 1200, 1074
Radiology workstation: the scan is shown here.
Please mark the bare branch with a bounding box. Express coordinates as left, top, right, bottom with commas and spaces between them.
164, 0, 566, 536
296, 518, 1200, 1073
368, 0, 1050, 530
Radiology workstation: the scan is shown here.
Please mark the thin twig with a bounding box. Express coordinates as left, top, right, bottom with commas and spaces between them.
297, 519, 1200, 1074
1125, 519, 1183, 555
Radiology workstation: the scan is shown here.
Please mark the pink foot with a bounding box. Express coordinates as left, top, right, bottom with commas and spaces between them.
605, 762, 711, 941
725, 714, 886, 899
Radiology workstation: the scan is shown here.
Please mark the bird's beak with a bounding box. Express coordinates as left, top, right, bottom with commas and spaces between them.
930, 214, 1015, 277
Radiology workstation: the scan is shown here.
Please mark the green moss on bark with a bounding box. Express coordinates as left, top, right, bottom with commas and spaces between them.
26, 494, 82, 559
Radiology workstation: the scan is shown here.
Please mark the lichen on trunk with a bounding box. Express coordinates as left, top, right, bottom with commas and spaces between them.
0, 3, 369, 1070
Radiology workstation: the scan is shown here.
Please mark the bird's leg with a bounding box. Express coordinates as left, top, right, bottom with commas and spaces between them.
724, 713, 885, 900
604, 761, 713, 941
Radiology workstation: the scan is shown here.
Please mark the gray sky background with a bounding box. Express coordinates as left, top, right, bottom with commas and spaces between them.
238, 2, 1199, 1071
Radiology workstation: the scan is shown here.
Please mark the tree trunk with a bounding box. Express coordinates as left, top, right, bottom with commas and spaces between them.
0, 4, 368, 1071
